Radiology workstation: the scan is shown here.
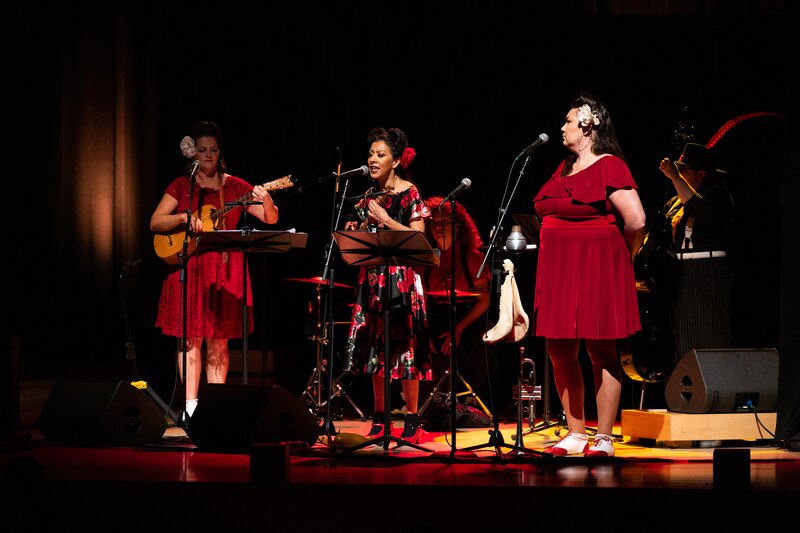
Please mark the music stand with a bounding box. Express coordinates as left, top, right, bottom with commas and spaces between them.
511, 214, 541, 247
196, 229, 308, 384
333, 229, 439, 452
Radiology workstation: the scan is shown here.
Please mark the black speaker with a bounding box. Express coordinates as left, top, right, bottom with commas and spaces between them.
664, 348, 779, 413
186, 384, 319, 452
38, 380, 168, 444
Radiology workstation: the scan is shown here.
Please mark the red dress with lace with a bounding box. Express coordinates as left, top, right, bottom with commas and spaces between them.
155, 175, 255, 339
532, 155, 641, 339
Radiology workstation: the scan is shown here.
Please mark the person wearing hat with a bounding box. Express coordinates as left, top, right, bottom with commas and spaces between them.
658, 142, 735, 363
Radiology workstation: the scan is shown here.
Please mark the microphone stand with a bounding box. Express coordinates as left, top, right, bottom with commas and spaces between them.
318, 160, 353, 448
465, 154, 543, 458
431, 200, 478, 459
178, 163, 197, 429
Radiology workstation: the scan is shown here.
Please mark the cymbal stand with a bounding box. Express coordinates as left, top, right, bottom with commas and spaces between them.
300, 284, 366, 421
317, 155, 356, 447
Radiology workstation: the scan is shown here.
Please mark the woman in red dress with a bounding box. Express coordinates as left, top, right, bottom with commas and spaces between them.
150, 121, 280, 426
532, 94, 646, 457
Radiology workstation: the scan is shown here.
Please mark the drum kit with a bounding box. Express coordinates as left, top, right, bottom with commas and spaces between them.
284, 275, 365, 421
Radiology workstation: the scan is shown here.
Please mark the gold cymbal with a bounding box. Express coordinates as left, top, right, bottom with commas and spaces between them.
426, 290, 480, 299
283, 276, 353, 289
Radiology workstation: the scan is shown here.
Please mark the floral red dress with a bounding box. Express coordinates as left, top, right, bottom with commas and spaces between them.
343, 187, 432, 380
532, 155, 641, 339
155, 175, 255, 339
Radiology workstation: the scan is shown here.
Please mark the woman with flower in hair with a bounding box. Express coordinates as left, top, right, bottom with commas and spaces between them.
420, 196, 495, 417
342, 126, 431, 443
150, 121, 279, 427
532, 93, 646, 457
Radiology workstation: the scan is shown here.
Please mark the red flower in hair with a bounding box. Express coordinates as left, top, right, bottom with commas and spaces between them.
399, 147, 416, 169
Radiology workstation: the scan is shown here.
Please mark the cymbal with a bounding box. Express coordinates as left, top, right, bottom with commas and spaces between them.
283, 276, 353, 289
426, 290, 480, 299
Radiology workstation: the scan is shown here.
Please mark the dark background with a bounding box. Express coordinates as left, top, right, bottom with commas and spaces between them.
4, 2, 795, 436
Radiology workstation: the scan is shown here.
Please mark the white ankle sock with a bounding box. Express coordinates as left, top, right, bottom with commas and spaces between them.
186, 399, 198, 417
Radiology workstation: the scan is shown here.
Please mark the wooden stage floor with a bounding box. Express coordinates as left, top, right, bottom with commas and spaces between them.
2, 379, 798, 532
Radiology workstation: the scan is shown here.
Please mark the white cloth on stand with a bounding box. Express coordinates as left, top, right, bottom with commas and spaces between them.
483, 259, 529, 343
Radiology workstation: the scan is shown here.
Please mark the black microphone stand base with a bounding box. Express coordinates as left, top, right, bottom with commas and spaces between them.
431, 449, 478, 459
459, 427, 545, 459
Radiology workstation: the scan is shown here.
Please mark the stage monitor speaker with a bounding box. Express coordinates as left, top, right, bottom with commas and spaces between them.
38, 380, 168, 445
664, 348, 779, 413
186, 384, 319, 452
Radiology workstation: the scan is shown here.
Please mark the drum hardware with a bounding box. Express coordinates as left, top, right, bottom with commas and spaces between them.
299, 283, 366, 421
418, 368, 492, 419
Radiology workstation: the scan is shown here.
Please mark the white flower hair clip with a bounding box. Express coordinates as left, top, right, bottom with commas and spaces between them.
576, 104, 600, 128
180, 135, 196, 158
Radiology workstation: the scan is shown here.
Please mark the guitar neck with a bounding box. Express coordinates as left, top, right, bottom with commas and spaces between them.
216, 190, 255, 218
212, 175, 293, 218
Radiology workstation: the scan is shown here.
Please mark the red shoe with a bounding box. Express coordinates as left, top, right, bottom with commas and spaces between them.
545, 430, 589, 456
584, 433, 615, 457
366, 422, 394, 437
366, 413, 394, 438
399, 414, 422, 444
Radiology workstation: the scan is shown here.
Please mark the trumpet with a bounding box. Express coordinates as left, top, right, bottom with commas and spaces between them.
511, 346, 542, 446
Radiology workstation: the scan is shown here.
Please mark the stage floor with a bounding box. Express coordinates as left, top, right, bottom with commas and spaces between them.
3, 379, 798, 532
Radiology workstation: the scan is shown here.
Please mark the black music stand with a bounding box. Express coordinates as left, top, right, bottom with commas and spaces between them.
196, 229, 308, 384
333, 229, 439, 452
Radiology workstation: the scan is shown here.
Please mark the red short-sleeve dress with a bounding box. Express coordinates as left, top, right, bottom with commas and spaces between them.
155, 175, 255, 339
532, 155, 641, 340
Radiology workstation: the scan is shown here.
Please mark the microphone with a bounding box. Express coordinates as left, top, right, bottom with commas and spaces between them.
334, 165, 369, 180
443, 178, 472, 202
518, 133, 549, 158
188, 160, 200, 180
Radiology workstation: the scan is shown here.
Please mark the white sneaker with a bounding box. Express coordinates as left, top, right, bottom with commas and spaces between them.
585, 433, 615, 457
545, 430, 589, 455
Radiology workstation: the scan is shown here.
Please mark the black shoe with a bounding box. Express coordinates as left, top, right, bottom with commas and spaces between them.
400, 414, 422, 443
366, 413, 393, 437
177, 410, 191, 430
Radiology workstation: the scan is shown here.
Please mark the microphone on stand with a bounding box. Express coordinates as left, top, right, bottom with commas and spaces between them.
188, 160, 200, 181
332, 165, 369, 180
335, 147, 343, 192
443, 178, 472, 202
517, 133, 549, 158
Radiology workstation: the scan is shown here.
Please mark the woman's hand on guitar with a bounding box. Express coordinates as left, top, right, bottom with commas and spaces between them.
187, 212, 203, 234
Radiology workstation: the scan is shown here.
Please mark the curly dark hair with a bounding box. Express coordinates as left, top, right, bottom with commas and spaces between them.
424, 196, 484, 251
561, 92, 625, 178
367, 126, 411, 178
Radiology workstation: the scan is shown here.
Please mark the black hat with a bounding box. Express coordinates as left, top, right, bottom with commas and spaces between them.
676, 143, 726, 174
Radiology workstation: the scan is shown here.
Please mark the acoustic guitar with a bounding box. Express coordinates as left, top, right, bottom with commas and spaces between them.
153, 175, 294, 264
